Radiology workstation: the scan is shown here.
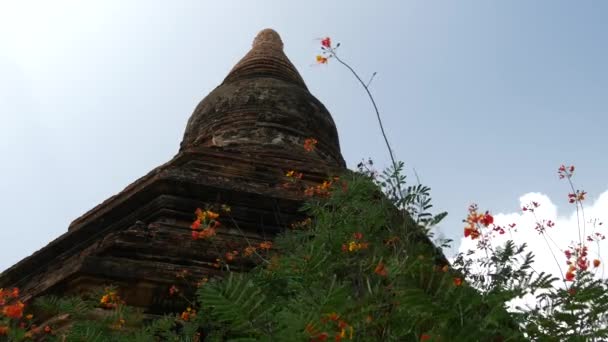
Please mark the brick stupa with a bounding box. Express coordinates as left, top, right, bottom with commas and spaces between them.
0, 29, 345, 314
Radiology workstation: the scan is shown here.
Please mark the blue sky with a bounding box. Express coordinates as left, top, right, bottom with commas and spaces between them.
1, 1, 606, 272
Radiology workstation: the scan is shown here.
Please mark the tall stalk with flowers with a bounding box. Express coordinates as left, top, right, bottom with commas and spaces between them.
454, 164, 608, 340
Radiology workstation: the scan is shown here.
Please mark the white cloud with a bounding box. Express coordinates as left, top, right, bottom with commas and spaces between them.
457, 189, 608, 285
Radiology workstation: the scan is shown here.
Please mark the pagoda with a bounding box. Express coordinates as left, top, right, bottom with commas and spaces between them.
0, 29, 345, 314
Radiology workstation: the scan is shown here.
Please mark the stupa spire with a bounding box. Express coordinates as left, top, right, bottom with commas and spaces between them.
181, 28, 345, 167
222, 28, 307, 88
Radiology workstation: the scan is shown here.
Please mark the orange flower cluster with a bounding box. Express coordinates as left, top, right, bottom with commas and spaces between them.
306, 312, 354, 342
99, 288, 123, 309
243, 246, 257, 257
285, 170, 303, 179
304, 180, 334, 198
303, 138, 318, 152
0, 288, 24, 320
564, 244, 592, 282
191, 208, 221, 240
0, 287, 19, 306
240, 241, 273, 259
568, 190, 587, 204
283, 170, 305, 190
463, 204, 494, 240
341, 232, 369, 252
259, 241, 273, 250
315, 37, 336, 65
180, 307, 196, 321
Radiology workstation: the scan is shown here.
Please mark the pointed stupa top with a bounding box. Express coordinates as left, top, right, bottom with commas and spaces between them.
222, 29, 307, 88
180, 29, 345, 167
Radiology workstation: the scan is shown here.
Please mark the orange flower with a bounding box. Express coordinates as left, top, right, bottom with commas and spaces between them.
2, 301, 24, 318
99, 289, 123, 309
594, 259, 601, 268
194, 227, 217, 240
180, 307, 196, 321
453, 277, 463, 287
464, 225, 480, 239
225, 251, 237, 262
10, 288, 19, 298
304, 186, 316, 197
304, 138, 318, 151
374, 262, 388, 277
259, 241, 273, 250
316, 55, 328, 64
243, 246, 257, 257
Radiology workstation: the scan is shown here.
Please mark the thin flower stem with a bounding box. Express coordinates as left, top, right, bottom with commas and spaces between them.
542, 233, 567, 288
329, 50, 402, 198
566, 177, 584, 247
532, 211, 568, 288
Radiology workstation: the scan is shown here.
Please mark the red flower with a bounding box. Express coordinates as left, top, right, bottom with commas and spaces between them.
374, 262, 388, 277
565, 271, 575, 282
0, 326, 8, 336
312, 332, 329, 342
353, 232, 363, 240
480, 212, 493, 227
304, 138, 319, 151
169, 285, 179, 296
420, 334, 432, 341
191, 219, 201, 230
453, 277, 463, 287
321, 37, 331, 48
